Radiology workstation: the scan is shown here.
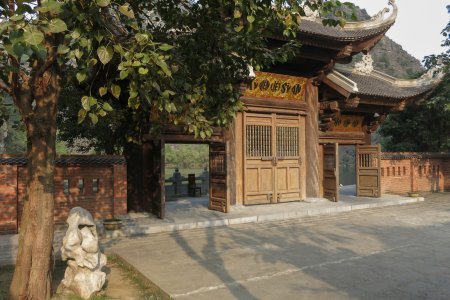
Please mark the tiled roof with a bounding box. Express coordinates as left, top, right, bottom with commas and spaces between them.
298, 20, 393, 42
0, 156, 126, 166
338, 70, 435, 100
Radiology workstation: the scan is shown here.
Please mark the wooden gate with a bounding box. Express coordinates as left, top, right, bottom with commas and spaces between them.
209, 142, 229, 212
144, 140, 165, 219
323, 143, 339, 202
356, 144, 381, 197
244, 113, 302, 205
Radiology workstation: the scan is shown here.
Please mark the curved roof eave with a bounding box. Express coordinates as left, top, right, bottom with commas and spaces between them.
326, 65, 443, 101
298, 0, 397, 42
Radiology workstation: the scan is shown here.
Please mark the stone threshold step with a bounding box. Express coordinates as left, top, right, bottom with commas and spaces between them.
103, 197, 424, 239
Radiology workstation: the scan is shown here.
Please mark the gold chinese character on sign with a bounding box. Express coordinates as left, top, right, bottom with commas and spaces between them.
244, 72, 307, 101
332, 115, 364, 132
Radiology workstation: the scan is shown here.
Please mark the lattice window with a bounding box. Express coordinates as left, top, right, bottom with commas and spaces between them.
358, 154, 378, 168
276, 127, 299, 157
324, 155, 335, 169
211, 153, 226, 174
246, 125, 272, 157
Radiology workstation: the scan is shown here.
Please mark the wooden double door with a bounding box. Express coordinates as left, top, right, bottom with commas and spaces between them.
322, 143, 381, 202
244, 113, 303, 205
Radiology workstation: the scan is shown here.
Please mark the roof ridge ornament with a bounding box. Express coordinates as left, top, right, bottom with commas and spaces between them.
343, 0, 397, 30
303, 5, 320, 21
353, 54, 374, 75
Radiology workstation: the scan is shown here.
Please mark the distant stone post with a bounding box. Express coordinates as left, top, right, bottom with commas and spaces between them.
201, 166, 209, 195
173, 168, 182, 195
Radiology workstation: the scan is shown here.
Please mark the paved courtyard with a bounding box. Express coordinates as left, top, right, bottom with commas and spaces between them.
109, 193, 450, 300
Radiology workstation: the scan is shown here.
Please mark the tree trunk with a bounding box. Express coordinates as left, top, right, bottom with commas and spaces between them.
9, 68, 61, 300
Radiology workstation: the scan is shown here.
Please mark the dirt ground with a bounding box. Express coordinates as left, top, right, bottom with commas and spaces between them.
0, 255, 163, 300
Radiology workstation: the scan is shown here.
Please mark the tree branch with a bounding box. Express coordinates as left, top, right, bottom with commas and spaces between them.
0, 78, 10, 95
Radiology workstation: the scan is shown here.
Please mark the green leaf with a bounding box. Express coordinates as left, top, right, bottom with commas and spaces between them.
103, 102, 113, 112
135, 33, 148, 44
200, 131, 206, 139
47, 18, 67, 33
78, 109, 87, 124
57, 45, 70, 54
71, 30, 81, 40
23, 27, 44, 46
38, 0, 62, 14
76, 72, 86, 83
138, 67, 148, 75
119, 3, 135, 18
97, 46, 113, 65
233, 9, 242, 18
98, 109, 107, 117
234, 25, 243, 33
159, 44, 174, 51
32, 45, 47, 60
110, 84, 121, 99
119, 70, 129, 80
96, 0, 111, 7
81, 96, 91, 111
113, 44, 124, 54
99, 87, 107, 96
247, 15, 255, 23
10, 15, 24, 21
89, 97, 97, 107
12, 44, 25, 57
155, 59, 171, 77
89, 113, 98, 125
88, 58, 98, 66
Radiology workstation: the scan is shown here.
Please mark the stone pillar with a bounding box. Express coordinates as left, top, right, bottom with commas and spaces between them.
305, 81, 320, 198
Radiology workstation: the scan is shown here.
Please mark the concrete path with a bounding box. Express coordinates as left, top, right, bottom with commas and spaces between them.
109, 193, 450, 300
0, 187, 423, 266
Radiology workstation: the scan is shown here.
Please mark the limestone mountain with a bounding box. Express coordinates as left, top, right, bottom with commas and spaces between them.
349, 7, 425, 78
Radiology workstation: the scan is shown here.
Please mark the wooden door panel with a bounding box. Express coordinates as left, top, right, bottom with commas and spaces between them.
245, 167, 273, 205
289, 167, 300, 190
323, 143, 339, 202
275, 116, 302, 203
356, 145, 381, 198
260, 168, 274, 192
276, 168, 288, 191
209, 142, 229, 212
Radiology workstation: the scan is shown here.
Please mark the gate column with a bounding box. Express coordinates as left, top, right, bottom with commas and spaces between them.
305, 81, 320, 198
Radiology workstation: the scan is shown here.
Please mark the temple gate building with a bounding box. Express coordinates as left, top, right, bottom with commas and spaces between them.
139, 0, 442, 218
0, 1, 445, 234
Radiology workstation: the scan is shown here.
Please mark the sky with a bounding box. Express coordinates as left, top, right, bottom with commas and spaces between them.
346, 0, 448, 61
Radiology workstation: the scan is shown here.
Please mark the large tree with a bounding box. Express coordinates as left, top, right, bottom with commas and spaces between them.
1, 0, 353, 298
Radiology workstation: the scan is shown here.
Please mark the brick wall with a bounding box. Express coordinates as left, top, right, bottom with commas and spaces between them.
0, 164, 18, 235
381, 153, 450, 195
0, 156, 127, 234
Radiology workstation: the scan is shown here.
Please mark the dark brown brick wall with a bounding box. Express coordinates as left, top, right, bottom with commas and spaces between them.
0, 156, 127, 234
